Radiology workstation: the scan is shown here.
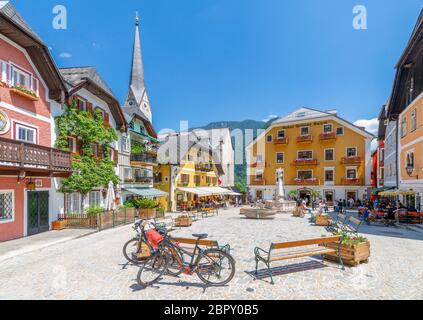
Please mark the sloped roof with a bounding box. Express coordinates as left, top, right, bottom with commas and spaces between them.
0, 1, 66, 102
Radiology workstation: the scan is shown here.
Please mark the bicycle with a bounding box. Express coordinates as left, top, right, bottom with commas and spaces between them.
137, 229, 236, 288
123, 220, 182, 276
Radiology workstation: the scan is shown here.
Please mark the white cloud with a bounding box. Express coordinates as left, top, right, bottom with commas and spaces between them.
354, 118, 379, 151
354, 118, 379, 135
262, 114, 278, 122
59, 52, 72, 59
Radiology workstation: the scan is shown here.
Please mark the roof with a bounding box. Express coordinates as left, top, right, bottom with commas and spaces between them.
60, 67, 126, 130
158, 131, 225, 175
377, 104, 387, 140
124, 108, 158, 139
0, 1, 66, 102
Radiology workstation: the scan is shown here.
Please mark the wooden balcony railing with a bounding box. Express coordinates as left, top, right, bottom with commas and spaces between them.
195, 164, 214, 172
341, 156, 362, 165
292, 178, 320, 185
297, 134, 313, 143
291, 159, 318, 166
274, 137, 289, 145
0, 137, 72, 177
341, 178, 363, 186
319, 132, 336, 141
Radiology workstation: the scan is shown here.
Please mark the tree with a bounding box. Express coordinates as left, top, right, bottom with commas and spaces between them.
55, 102, 119, 212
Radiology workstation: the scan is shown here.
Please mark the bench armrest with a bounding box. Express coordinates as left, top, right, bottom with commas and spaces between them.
254, 246, 269, 257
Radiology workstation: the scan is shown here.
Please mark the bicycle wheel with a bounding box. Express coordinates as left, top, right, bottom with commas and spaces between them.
196, 249, 236, 287
123, 238, 150, 264
137, 252, 169, 288
166, 254, 184, 277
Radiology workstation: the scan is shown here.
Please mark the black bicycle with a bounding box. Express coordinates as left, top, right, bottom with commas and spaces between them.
137, 232, 236, 288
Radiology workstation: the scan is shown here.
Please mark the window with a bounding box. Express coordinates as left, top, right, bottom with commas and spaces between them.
66, 193, 81, 214
206, 176, 211, 184
401, 116, 407, 137
346, 169, 357, 179
77, 98, 87, 112
123, 167, 132, 181
89, 191, 101, 208
406, 76, 414, 105
255, 170, 263, 181
94, 107, 106, 118
276, 152, 284, 164
12, 66, 31, 89
256, 154, 263, 163
336, 127, 344, 135
68, 137, 77, 153
323, 124, 333, 133
277, 130, 285, 139
298, 170, 312, 180
0, 191, 13, 222
325, 149, 334, 161
325, 169, 334, 182
300, 127, 309, 136
91, 143, 98, 157
406, 152, 415, 169
16, 124, 36, 144
296, 112, 306, 118
154, 172, 162, 184
180, 174, 190, 184
298, 150, 313, 160
411, 109, 417, 132
346, 147, 357, 157
266, 135, 272, 143
212, 177, 217, 185
121, 135, 130, 153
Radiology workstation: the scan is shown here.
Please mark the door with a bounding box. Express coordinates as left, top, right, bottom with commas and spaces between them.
28, 191, 50, 236
299, 190, 311, 205
256, 190, 263, 200
324, 190, 334, 205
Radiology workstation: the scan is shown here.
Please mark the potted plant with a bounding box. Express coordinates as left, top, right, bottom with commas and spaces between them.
324, 231, 370, 266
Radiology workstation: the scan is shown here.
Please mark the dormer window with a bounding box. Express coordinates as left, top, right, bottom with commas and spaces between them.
296, 112, 306, 118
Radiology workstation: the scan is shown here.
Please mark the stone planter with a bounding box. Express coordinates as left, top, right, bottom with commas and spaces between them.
51, 220, 67, 230
324, 241, 371, 266
315, 214, 330, 226
175, 215, 192, 227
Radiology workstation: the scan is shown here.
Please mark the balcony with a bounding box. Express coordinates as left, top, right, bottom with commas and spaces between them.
341, 156, 362, 165
291, 159, 318, 166
341, 178, 363, 186
297, 134, 313, 143
274, 137, 289, 145
319, 132, 336, 141
251, 178, 266, 186
0, 137, 72, 177
250, 161, 266, 168
292, 178, 320, 186
195, 163, 214, 172
130, 153, 158, 166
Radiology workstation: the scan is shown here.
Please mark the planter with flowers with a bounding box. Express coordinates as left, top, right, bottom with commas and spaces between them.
11, 85, 39, 101
324, 231, 370, 266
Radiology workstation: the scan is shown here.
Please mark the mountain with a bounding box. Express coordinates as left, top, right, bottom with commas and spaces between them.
192, 119, 278, 192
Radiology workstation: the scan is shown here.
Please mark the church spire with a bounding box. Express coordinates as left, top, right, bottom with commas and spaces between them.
123, 11, 152, 122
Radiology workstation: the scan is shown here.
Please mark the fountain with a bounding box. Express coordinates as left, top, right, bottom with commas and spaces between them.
240, 169, 296, 219
265, 168, 297, 214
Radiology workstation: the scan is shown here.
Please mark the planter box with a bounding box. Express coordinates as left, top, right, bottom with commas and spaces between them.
10, 87, 39, 101
324, 241, 371, 266
315, 214, 330, 226
175, 215, 192, 227
51, 220, 67, 230
140, 208, 156, 219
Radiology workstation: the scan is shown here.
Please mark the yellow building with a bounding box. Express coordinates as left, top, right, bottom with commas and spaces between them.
155, 132, 228, 211
246, 107, 374, 204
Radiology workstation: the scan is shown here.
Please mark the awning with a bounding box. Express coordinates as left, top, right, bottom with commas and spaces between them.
371, 187, 393, 196
176, 187, 232, 197
399, 190, 417, 196
124, 187, 168, 198
229, 192, 242, 196
379, 190, 399, 197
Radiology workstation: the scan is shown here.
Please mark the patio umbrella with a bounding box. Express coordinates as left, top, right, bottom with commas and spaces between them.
105, 181, 116, 211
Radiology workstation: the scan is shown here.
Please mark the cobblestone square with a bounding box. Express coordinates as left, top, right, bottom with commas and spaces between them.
1, 207, 423, 300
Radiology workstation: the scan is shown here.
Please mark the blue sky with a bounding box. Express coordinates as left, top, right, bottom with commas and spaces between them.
13, 0, 423, 132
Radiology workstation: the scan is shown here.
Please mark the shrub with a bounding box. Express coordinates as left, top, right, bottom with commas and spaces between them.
86, 207, 104, 216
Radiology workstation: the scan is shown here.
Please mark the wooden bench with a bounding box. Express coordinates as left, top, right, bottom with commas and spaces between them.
254, 236, 344, 284
201, 208, 218, 218
328, 213, 347, 232
154, 215, 175, 231
341, 216, 362, 235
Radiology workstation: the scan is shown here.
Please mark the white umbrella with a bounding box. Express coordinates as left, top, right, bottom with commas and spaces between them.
105, 181, 116, 211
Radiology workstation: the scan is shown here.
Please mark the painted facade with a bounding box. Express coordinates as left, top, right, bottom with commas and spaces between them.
246, 107, 374, 204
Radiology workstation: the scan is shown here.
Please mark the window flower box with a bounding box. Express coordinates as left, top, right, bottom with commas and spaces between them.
296, 134, 313, 143
11, 86, 39, 101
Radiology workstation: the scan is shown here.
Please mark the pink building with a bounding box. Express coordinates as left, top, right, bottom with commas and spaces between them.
0, 2, 70, 241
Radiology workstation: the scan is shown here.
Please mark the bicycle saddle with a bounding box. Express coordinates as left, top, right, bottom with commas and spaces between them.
192, 233, 208, 239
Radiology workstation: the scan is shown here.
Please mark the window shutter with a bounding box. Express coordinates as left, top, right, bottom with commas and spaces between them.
113, 149, 119, 164
87, 102, 93, 115
97, 144, 103, 159
104, 113, 110, 126
76, 139, 83, 155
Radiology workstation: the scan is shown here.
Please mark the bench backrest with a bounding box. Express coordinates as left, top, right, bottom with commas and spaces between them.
337, 213, 347, 223
271, 236, 341, 250
343, 216, 361, 233
172, 237, 218, 248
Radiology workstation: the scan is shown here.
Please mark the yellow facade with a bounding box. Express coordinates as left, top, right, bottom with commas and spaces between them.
398, 94, 423, 193
247, 108, 373, 203
155, 147, 220, 210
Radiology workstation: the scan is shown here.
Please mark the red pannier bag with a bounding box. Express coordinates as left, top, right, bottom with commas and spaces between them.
146, 229, 164, 249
